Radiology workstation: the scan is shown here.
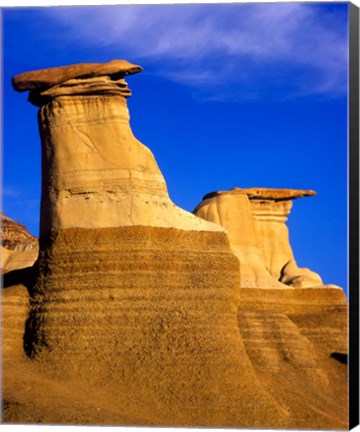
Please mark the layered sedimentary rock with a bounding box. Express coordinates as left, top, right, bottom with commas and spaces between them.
3, 60, 348, 429
13, 61, 220, 237
1, 212, 38, 273
1, 213, 37, 363
194, 187, 348, 428
12, 60, 143, 92
1, 212, 38, 251
2, 279, 32, 362
194, 187, 327, 288
236, 285, 348, 428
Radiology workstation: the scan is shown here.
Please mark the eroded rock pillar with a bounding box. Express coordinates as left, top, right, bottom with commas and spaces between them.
194, 187, 325, 288
13, 60, 220, 237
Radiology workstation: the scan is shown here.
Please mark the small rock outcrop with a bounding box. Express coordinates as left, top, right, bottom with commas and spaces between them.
1, 212, 38, 273
1, 213, 37, 362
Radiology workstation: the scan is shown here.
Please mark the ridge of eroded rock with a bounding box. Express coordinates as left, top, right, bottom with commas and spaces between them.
1, 212, 38, 251
1, 212, 38, 273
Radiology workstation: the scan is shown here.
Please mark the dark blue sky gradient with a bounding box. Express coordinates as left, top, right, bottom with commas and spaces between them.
2, 3, 349, 292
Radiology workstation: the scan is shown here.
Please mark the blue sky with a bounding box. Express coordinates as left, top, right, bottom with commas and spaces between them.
2, 3, 349, 292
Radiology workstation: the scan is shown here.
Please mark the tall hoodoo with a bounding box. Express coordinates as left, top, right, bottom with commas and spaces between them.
13, 60, 221, 237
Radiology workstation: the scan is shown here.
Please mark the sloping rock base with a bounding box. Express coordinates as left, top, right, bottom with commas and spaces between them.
2, 228, 347, 429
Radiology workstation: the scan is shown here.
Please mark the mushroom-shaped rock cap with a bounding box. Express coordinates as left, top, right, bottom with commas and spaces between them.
12, 59, 143, 92
202, 187, 317, 202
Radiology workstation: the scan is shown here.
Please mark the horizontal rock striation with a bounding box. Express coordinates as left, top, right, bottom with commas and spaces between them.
194, 187, 348, 427
237, 287, 348, 357
1, 213, 38, 273
195, 189, 285, 288
27, 226, 289, 427
237, 286, 348, 428
2, 284, 30, 362
4, 61, 348, 429
14, 61, 221, 237
203, 187, 317, 201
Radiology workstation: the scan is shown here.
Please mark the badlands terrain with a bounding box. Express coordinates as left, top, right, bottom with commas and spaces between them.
2, 60, 348, 428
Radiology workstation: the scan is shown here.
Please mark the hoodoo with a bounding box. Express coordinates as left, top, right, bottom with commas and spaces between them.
194, 187, 328, 288
12, 60, 222, 236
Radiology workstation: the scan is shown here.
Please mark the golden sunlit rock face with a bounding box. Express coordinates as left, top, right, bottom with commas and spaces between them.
12, 60, 221, 236
194, 187, 331, 289
2, 61, 348, 429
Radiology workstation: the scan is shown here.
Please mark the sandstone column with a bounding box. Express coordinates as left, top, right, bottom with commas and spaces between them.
245, 188, 325, 287
194, 187, 325, 288
13, 60, 221, 237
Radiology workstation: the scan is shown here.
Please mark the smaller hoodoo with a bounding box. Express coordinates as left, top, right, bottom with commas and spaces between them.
194, 187, 335, 289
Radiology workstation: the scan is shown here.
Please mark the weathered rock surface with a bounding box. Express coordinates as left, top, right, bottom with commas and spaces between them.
203, 187, 317, 201
280, 258, 324, 288
17, 62, 221, 237
2, 61, 348, 429
194, 187, 330, 289
12, 59, 143, 92
1, 212, 38, 273
194, 187, 348, 427
237, 285, 348, 425
1, 212, 38, 251
23, 226, 293, 427
1, 214, 37, 366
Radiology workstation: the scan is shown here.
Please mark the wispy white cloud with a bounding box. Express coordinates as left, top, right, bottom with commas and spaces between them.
2, 186, 21, 198
36, 3, 348, 100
